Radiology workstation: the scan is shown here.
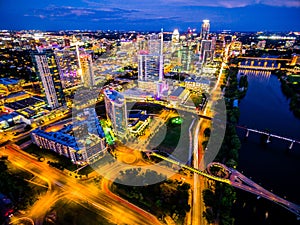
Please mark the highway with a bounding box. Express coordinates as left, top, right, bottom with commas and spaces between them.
190, 48, 228, 225
1, 144, 163, 225
191, 118, 203, 225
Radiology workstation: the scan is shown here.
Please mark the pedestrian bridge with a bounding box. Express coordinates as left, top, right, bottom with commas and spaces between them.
150, 152, 300, 219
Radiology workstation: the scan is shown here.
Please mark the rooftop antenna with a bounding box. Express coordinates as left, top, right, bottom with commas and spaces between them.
159, 28, 164, 81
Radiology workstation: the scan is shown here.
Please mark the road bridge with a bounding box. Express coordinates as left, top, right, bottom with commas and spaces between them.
237, 125, 300, 150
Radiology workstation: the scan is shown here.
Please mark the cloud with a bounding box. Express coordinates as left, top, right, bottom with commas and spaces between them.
82, 0, 300, 8
16, 0, 300, 31
160, 0, 300, 8
24, 5, 141, 22
260, 0, 300, 7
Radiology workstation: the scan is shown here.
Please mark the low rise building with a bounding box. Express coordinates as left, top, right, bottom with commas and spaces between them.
184, 77, 211, 93
128, 110, 151, 136
168, 87, 190, 106
31, 109, 106, 164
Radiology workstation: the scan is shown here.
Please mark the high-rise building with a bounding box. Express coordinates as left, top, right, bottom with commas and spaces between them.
172, 29, 180, 43
79, 53, 95, 87
148, 33, 162, 55
136, 35, 148, 51
257, 40, 266, 49
171, 29, 181, 53
200, 19, 210, 40
178, 45, 193, 72
138, 54, 160, 81
199, 40, 213, 64
32, 49, 65, 109
104, 89, 128, 137
138, 29, 166, 97
55, 48, 81, 88
64, 38, 70, 47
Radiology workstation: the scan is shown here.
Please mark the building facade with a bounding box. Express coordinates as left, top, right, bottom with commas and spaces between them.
104, 89, 128, 137
200, 19, 210, 40
199, 40, 213, 64
31, 109, 106, 164
32, 49, 65, 109
55, 48, 81, 88
79, 53, 95, 88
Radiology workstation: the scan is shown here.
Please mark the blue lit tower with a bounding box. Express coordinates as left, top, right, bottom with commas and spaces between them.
104, 89, 128, 137
32, 49, 65, 109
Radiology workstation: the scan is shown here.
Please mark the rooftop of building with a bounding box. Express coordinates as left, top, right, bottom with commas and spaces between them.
122, 87, 153, 98
32, 128, 80, 150
170, 86, 185, 97
0, 112, 20, 122
4, 91, 29, 100
104, 89, 125, 105
184, 76, 211, 85
0, 78, 19, 86
5, 96, 45, 110
32, 109, 105, 150
128, 111, 149, 122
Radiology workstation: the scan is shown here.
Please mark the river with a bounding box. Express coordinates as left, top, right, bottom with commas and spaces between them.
232, 70, 300, 225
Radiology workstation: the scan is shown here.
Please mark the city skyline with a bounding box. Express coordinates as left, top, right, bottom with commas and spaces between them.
0, 0, 300, 32
1, 9, 300, 224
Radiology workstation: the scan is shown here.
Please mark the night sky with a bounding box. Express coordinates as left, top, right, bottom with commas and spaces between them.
0, 0, 299, 32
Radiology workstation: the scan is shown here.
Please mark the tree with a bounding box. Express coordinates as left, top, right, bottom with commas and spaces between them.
203, 189, 216, 207
203, 208, 215, 224
204, 128, 211, 138
202, 141, 208, 149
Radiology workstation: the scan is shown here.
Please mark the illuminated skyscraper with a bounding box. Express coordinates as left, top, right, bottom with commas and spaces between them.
137, 30, 168, 98
72, 36, 81, 71
199, 40, 213, 64
200, 19, 210, 40
32, 49, 65, 109
104, 89, 128, 137
172, 29, 180, 43
138, 29, 166, 96
158, 28, 164, 82
179, 45, 192, 72
79, 53, 95, 87
148, 33, 162, 55
55, 49, 81, 88
138, 54, 160, 81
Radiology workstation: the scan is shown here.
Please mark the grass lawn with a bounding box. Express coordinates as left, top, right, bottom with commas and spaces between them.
149, 110, 192, 156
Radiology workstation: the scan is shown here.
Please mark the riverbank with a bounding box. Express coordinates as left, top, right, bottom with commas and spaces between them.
234, 70, 300, 225
202, 58, 249, 225
274, 70, 300, 118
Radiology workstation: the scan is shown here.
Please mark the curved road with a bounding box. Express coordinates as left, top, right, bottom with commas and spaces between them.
2, 145, 163, 225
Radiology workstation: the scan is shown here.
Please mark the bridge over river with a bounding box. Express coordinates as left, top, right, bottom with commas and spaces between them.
237, 56, 292, 71
150, 152, 300, 219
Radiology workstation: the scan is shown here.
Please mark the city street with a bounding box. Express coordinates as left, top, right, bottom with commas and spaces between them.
1, 144, 163, 225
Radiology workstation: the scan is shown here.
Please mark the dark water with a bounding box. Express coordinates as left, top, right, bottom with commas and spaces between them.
233, 70, 300, 225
